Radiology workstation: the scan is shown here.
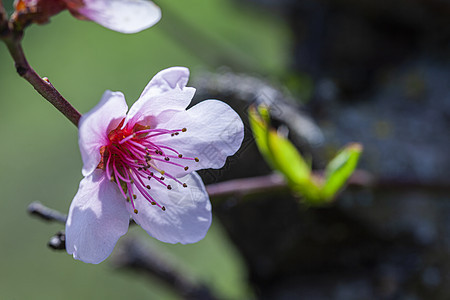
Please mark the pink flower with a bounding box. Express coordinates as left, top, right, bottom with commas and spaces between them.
66, 67, 244, 264
14, 0, 161, 33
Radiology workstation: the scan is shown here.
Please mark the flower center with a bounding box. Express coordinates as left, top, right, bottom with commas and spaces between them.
98, 119, 199, 214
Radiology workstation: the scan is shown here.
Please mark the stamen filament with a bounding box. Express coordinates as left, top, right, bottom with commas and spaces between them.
98, 120, 196, 213
113, 163, 132, 183
150, 156, 186, 168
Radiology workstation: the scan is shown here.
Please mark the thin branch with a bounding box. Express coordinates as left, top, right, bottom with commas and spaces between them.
206, 173, 286, 198
28, 201, 67, 223
27, 202, 218, 298
206, 170, 450, 198
2, 32, 81, 126
43, 231, 220, 298
27, 201, 217, 297
113, 238, 218, 300
204, 171, 372, 199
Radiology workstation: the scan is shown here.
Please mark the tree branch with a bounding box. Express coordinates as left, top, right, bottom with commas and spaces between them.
27, 201, 218, 298
206, 173, 286, 198
113, 238, 218, 300
28, 201, 67, 223
2, 31, 81, 126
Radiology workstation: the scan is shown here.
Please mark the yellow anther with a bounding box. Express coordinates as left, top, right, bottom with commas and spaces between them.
194, 157, 199, 162
162, 206, 166, 211
182, 128, 187, 132
134, 209, 138, 214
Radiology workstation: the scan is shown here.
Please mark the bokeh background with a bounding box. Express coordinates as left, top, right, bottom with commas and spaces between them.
1, 0, 449, 299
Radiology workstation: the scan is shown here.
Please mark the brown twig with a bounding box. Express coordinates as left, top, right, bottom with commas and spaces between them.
1, 23, 81, 126
27, 201, 67, 223
3, 37, 81, 126
113, 238, 218, 300
206, 172, 286, 198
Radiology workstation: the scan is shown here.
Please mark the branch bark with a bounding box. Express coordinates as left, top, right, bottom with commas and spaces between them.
2, 30, 81, 126
113, 238, 218, 300
206, 172, 286, 198
27, 202, 67, 224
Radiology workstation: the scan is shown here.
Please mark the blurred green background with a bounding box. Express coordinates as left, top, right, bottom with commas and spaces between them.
0, 0, 289, 298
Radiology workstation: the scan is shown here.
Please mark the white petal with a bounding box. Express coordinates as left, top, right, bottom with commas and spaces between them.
154, 100, 244, 177
79, 90, 128, 177
129, 172, 212, 244
66, 170, 130, 264
124, 67, 195, 127
76, 0, 161, 34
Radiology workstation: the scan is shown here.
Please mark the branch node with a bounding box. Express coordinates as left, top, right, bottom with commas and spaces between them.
48, 231, 66, 250
16, 65, 27, 76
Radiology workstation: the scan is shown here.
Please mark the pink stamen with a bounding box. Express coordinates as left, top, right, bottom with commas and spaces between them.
114, 173, 128, 199
112, 163, 132, 183
158, 145, 180, 155
149, 173, 168, 187
151, 156, 186, 168
105, 151, 112, 180
130, 173, 163, 209
100, 121, 196, 212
